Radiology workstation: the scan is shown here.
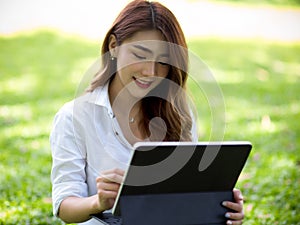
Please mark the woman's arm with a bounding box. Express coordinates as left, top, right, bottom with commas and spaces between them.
58, 195, 100, 223
58, 168, 125, 223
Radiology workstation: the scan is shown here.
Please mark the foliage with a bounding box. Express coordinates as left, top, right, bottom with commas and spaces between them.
0, 30, 299, 224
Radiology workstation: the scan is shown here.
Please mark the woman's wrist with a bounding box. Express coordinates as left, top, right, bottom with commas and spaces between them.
90, 195, 103, 214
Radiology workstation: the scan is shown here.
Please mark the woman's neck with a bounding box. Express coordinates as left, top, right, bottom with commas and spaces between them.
108, 76, 142, 122
108, 76, 146, 144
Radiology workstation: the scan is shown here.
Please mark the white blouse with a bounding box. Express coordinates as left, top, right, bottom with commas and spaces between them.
50, 82, 198, 224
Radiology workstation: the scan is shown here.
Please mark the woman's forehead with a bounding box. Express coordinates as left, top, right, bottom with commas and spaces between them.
126, 30, 166, 42
122, 30, 169, 55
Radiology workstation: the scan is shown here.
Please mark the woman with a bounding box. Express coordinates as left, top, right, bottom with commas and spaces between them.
50, 0, 244, 224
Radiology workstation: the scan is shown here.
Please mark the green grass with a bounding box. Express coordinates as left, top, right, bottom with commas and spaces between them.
1, 30, 299, 224
188, 38, 300, 224
0, 30, 99, 224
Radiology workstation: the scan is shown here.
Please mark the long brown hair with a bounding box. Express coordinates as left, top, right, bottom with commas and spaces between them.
87, 0, 193, 141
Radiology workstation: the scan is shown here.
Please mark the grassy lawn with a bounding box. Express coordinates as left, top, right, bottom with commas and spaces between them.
188, 38, 300, 224
1, 30, 299, 224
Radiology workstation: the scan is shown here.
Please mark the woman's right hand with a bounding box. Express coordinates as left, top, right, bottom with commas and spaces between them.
96, 168, 125, 212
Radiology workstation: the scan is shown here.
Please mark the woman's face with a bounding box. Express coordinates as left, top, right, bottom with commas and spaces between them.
111, 30, 170, 99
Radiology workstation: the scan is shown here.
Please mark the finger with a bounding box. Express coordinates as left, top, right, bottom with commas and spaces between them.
97, 181, 120, 191
233, 189, 244, 202
222, 201, 243, 213
98, 169, 125, 183
226, 220, 243, 225
97, 189, 119, 199
225, 211, 244, 221
103, 173, 123, 183
102, 168, 125, 176
97, 173, 123, 184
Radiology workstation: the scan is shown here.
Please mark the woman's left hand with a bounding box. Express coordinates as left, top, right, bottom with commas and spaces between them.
222, 189, 244, 225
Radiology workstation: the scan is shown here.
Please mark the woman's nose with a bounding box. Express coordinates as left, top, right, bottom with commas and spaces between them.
142, 61, 156, 77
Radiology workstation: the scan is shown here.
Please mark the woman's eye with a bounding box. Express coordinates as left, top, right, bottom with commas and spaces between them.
159, 61, 169, 66
133, 53, 146, 60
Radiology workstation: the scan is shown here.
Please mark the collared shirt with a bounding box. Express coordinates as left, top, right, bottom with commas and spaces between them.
50, 82, 198, 224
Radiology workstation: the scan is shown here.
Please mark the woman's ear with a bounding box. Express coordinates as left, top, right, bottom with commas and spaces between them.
108, 34, 118, 57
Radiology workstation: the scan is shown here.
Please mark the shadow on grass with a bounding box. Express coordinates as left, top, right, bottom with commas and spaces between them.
0, 31, 299, 224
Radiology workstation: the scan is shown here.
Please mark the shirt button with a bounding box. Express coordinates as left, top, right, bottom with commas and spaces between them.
109, 112, 115, 118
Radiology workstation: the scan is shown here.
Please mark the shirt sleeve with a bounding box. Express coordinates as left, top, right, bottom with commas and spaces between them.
50, 102, 88, 217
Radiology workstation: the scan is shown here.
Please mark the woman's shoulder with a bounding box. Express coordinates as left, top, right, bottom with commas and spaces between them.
55, 100, 75, 117
51, 94, 93, 135
54, 85, 108, 122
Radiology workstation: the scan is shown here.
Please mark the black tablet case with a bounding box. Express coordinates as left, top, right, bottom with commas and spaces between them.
94, 142, 252, 225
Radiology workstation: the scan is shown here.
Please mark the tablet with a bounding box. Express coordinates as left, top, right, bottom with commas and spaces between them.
112, 141, 252, 216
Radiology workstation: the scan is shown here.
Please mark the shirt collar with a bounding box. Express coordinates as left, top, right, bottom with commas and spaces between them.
87, 82, 114, 117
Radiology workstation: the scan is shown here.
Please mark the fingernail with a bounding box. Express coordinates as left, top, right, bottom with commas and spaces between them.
222, 201, 227, 207
227, 221, 233, 225
239, 194, 244, 200
225, 213, 231, 218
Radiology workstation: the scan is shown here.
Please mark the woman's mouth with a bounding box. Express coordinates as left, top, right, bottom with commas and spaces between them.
133, 76, 153, 89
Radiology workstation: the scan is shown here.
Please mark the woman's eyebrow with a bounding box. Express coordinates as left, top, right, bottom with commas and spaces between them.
132, 44, 169, 57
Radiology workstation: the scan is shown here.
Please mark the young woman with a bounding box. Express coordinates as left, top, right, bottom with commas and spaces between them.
50, 1, 245, 224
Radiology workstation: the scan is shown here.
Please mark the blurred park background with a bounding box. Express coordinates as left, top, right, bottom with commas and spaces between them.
0, 0, 299, 224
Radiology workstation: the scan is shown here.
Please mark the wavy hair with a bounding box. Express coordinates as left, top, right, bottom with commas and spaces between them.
87, 0, 193, 141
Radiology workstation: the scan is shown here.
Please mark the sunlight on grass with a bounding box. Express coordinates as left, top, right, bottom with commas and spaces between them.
212, 69, 246, 83
0, 73, 38, 94
4, 123, 48, 140
0, 104, 32, 124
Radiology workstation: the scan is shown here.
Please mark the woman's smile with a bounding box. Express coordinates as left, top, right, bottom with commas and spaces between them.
133, 76, 154, 89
